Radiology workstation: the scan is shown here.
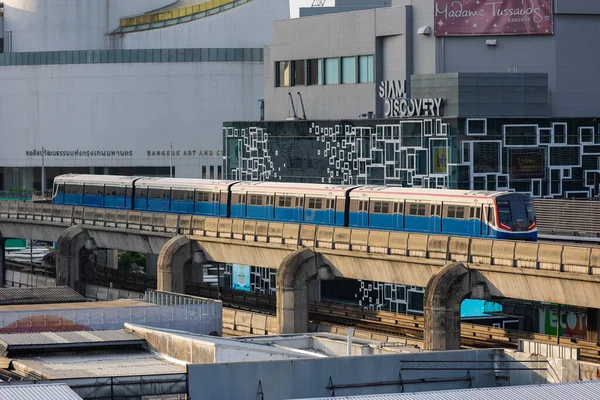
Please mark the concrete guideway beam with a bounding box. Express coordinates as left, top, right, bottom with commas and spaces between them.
276, 248, 338, 334
157, 236, 206, 294
424, 262, 490, 351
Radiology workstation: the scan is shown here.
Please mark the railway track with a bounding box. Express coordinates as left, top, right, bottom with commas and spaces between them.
186, 284, 600, 363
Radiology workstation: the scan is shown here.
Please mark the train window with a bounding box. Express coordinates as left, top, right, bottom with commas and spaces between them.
126, 187, 132, 198
107, 186, 123, 197
470, 208, 475, 218
172, 190, 183, 201
393, 203, 398, 213
196, 192, 210, 202
148, 188, 166, 200
249, 194, 263, 206
84, 185, 100, 195
135, 187, 147, 199
430, 205, 435, 215
373, 201, 389, 214
409, 203, 426, 216
279, 196, 292, 208
308, 198, 323, 209
476, 208, 481, 219
456, 207, 464, 219
447, 206, 465, 219
436, 205, 441, 216
65, 184, 81, 195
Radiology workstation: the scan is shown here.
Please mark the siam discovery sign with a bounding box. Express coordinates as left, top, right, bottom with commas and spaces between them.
379, 80, 443, 118
434, 0, 554, 37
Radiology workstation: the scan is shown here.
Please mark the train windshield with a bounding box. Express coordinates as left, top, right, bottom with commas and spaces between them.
496, 196, 535, 232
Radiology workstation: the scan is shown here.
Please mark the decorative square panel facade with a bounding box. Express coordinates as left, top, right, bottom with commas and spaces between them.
224, 117, 600, 198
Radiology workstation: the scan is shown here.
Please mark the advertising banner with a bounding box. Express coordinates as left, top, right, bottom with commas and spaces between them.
509, 148, 545, 180
231, 264, 251, 292
434, 0, 554, 37
539, 308, 587, 340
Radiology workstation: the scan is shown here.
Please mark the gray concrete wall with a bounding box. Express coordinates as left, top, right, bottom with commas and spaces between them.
188, 350, 497, 399
299, 0, 390, 17
265, 7, 407, 120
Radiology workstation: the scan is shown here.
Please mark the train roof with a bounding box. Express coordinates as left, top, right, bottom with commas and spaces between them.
230, 182, 358, 195
350, 186, 514, 200
135, 178, 238, 189
53, 174, 139, 186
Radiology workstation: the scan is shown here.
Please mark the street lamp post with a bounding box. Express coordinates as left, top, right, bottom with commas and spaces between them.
41, 147, 46, 196
169, 142, 173, 178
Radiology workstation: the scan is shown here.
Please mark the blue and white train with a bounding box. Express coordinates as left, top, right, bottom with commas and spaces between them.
52, 174, 537, 241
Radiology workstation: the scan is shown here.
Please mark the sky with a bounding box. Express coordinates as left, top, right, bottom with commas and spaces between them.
289, 0, 335, 19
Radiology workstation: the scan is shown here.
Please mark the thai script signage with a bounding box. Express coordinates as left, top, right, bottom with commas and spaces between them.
434, 0, 554, 37
26, 149, 133, 157
378, 80, 443, 118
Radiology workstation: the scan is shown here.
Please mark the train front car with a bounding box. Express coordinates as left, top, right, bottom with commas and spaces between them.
52, 174, 139, 209
493, 193, 537, 241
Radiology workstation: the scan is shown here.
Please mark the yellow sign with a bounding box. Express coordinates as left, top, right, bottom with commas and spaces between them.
433, 147, 447, 174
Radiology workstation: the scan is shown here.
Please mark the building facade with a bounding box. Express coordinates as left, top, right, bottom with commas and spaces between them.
225, 0, 600, 198
0, 0, 289, 191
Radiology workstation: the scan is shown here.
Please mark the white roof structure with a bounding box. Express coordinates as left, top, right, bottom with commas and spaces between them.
293, 380, 600, 400
231, 182, 357, 195
135, 177, 237, 190
53, 174, 138, 186
0, 383, 83, 400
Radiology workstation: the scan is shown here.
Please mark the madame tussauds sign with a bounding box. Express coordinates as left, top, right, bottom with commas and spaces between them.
434, 0, 553, 37
379, 80, 443, 118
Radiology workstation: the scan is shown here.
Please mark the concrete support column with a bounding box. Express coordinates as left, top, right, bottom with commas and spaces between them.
276, 248, 336, 334
157, 236, 205, 294
106, 249, 119, 270
424, 262, 490, 351
56, 226, 91, 289
587, 308, 600, 345
0, 237, 5, 287
146, 253, 158, 278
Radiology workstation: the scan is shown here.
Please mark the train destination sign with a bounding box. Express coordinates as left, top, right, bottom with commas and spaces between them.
379, 80, 443, 118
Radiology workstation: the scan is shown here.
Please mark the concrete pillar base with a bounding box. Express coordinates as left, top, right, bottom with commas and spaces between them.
276, 248, 337, 334
423, 262, 490, 351
56, 225, 91, 289
157, 236, 205, 294
106, 249, 119, 270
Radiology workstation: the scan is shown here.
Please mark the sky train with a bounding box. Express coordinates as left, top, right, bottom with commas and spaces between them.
52, 174, 537, 241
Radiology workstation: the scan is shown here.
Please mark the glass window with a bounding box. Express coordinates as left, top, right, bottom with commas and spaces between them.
276, 61, 291, 87
210, 166, 214, 179
292, 60, 305, 86
325, 58, 339, 85
308, 59, 323, 86
359, 55, 374, 83
341, 57, 357, 84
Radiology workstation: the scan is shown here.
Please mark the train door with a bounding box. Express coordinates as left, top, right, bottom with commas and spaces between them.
483, 205, 494, 237
468, 206, 481, 237
429, 204, 441, 233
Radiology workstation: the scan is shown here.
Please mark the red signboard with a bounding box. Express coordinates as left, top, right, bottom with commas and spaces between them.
434, 0, 554, 37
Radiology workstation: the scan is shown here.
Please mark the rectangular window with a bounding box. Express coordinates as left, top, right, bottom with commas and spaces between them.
278, 196, 292, 208
359, 55, 374, 83
308, 59, 322, 86
202, 166, 206, 179
308, 198, 323, 209
84, 185, 101, 195
217, 165, 222, 179
210, 166, 214, 179
409, 203, 427, 216
341, 56, 357, 84
325, 58, 339, 85
196, 192, 210, 202
135, 187, 147, 199
276, 61, 291, 87
292, 60, 305, 86
249, 194, 263, 206
373, 201, 389, 214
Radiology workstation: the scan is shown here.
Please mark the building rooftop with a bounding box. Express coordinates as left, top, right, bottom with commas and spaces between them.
294, 380, 600, 400
0, 298, 155, 312
12, 351, 186, 379
0, 287, 86, 306
0, 330, 145, 354
0, 383, 83, 400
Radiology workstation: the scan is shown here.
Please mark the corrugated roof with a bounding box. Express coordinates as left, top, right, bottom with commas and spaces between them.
292, 381, 600, 400
0, 287, 87, 305
0, 383, 82, 400
0, 330, 145, 353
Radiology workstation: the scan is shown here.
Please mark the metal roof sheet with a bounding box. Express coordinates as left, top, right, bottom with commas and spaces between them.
0, 287, 87, 305
292, 381, 600, 400
0, 383, 82, 400
0, 330, 145, 353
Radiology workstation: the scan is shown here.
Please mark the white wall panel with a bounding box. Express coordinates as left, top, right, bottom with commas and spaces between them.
0, 62, 264, 178
120, 0, 289, 49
